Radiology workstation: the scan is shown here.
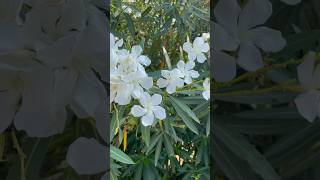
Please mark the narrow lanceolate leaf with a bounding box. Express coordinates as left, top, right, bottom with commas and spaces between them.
170, 96, 200, 123
164, 134, 174, 157
214, 139, 258, 180
146, 132, 163, 155
110, 145, 135, 165
123, 13, 135, 37
141, 125, 150, 147
154, 136, 163, 167
172, 106, 199, 135
133, 163, 143, 180
213, 123, 281, 180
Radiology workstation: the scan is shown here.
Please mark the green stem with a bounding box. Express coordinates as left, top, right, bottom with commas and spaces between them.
11, 130, 26, 180
216, 58, 303, 88
213, 84, 302, 97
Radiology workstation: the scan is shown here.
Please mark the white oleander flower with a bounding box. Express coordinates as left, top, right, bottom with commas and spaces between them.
176, 60, 199, 84
202, 78, 210, 100
122, 70, 153, 99
295, 52, 320, 122
213, 0, 286, 82
110, 77, 134, 105
183, 37, 210, 63
118, 45, 151, 74
157, 69, 184, 94
131, 92, 166, 126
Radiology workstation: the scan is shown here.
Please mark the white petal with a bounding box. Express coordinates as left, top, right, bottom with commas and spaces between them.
153, 106, 166, 120
131, 45, 142, 58
184, 75, 193, 84
157, 78, 168, 88
196, 53, 207, 63
161, 70, 170, 78
114, 84, 133, 105
295, 91, 320, 122
138, 55, 151, 66
66, 138, 107, 175
193, 37, 205, 48
298, 52, 316, 90
141, 113, 155, 126
0, 90, 19, 133
166, 84, 177, 94
131, 105, 146, 117
202, 90, 210, 100
177, 60, 185, 70
171, 68, 184, 78
250, 27, 286, 52
190, 70, 200, 78
183, 41, 193, 52
151, 94, 162, 105
139, 92, 152, 107
139, 76, 153, 90
188, 52, 197, 61
214, 0, 240, 31
237, 43, 263, 72
213, 22, 239, 51
213, 51, 237, 82
200, 43, 210, 53
132, 85, 144, 99
185, 61, 195, 70
239, 0, 272, 30
173, 78, 185, 88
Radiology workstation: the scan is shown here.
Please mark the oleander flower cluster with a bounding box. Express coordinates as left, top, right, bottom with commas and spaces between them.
111, 33, 210, 127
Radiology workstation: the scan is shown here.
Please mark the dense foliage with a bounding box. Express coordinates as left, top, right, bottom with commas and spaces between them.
110, 0, 210, 179
212, 0, 320, 179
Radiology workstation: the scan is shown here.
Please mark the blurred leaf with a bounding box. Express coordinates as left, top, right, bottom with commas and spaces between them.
213, 124, 281, 180
111, 145, 135, 165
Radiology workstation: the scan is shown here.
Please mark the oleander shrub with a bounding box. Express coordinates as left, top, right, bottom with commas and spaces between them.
110, 0, 210, 179
212, 0, 320, 180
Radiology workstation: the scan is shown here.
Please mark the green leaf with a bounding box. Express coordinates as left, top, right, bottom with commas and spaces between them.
111, 145, 135, 164
141, 125, 150, 147
154, 136, 163, 167
265, 120, 320, 168
146, 132, 163, 155
214, 123, 281, 180
170, 97, 199, 134
124, 13, 135, 37
141, 6, 152, 17
133, 163, 143, 180
169, 96, 200, 123
6, 137, 51, 180
214, 139, 258, 180
164, 134, 174, 157
111, 171, 119, 180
